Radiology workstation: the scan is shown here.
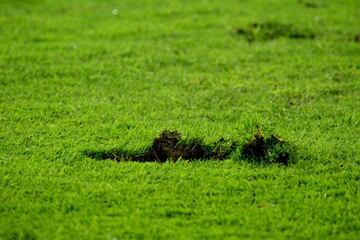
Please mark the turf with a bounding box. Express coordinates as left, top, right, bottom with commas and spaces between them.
1, 0, 360, 239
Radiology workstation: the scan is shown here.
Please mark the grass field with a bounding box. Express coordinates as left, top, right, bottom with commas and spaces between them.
1, 0, 360, 239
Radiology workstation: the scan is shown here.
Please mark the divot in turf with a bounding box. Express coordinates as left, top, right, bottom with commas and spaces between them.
85, 129, 295, 165
234, 21, 315, 41
241, 130, 292, 165
354, 35, 360, 42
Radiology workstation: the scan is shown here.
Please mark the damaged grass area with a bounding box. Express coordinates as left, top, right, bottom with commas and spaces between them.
234, 21, 315, 41
241, 130, 294, 165
298, 0, 324, 8
85, 130, 237, 163
85, 129, 296, 165
354, 35, 360, 42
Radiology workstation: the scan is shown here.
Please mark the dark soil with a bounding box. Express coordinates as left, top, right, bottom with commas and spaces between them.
85, 130, 238, 163
355, 35, 360, 42
241, 130, 291, 165
234, 21, 315, 41
147, 130, 208, 162
85, 129, 293, 165
298, 0, 321, 8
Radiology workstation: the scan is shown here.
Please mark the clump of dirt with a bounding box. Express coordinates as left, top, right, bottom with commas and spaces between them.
147, 130, 207, 162
147, 130, 242, 162
86, 129, 294, 165
234, 21, 315, 41
241, 130, 291, 165
85, 130, 238, 163
354, 35, 360, 42
298, 0, 322, 8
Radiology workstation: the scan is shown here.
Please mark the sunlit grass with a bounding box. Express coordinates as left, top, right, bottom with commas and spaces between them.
0, 0, 360, 239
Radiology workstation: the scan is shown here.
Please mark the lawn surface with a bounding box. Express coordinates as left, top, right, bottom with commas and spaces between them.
1, 0, 360, 239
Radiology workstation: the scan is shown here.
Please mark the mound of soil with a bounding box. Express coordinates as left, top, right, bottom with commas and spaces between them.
234, 21, 315, 41
146, 130, 207, 162
86, 130, 238, 163
298, 0, 322, 8
241, 131, 290, 165
355, 35, 360, 42
85, 129, 293, 165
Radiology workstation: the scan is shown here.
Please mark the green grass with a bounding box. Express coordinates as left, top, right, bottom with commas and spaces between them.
1, 0, 360, 239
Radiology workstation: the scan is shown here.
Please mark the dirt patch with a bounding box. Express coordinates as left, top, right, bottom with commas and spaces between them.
234, 21, 315, 41
147, 130, 207, 162
241, 130, 291, 165
85, 130, 238, 163
298, 0, 322, 8
354, 35, 360, 42
85, 129, 294, 164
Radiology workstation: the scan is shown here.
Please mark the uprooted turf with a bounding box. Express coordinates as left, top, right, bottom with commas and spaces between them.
234, 21, 315, 41
85, 130, 237, 162
86, 129, 294, 164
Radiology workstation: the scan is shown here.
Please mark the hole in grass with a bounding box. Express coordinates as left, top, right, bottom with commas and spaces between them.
234, 21, 315, 42
85, 129, 296, 165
